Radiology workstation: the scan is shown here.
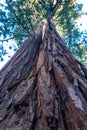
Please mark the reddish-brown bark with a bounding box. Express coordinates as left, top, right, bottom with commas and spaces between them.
0, 22, 87, 130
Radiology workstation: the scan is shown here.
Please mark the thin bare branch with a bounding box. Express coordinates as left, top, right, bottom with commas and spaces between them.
6, 0, 30, 34
0, 34, 29, 42
52, 0, 62, 11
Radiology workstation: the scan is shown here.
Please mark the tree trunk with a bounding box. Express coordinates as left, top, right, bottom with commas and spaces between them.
0, 22, 87, 130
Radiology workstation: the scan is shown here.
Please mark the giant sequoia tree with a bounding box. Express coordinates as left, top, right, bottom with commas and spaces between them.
0, 0, 86, 61
0, 0, 87, 130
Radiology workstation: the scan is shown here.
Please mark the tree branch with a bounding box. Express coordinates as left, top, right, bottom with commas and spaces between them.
52, 0, 62, 11
23, 9, 35, 39
39, 0, 62, 21
0, 34, 29, 42
6, 0, 30, 34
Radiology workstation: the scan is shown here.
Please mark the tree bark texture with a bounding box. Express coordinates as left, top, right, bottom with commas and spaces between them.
0, 22, 87, 130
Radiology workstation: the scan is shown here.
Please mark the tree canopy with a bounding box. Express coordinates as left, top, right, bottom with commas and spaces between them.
0, 0, 87, 66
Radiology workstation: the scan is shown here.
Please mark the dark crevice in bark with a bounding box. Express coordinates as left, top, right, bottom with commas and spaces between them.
0, 112, 9, 123
8, 82, 20, 91
55, 84, 67, 130
50, 68, 66, 130
61, 110, 69, 130
46, 117, 58, 130
29, 94, 37, 130
78, 85, 87, 102
30, 117, 37, 130
81, 66, 87, 80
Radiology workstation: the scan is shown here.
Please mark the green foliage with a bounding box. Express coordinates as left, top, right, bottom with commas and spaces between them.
0, 0, 87, 66
52, 0, 87, 65
54, 0, 82, 51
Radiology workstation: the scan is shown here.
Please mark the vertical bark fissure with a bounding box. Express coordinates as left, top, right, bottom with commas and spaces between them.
51, 69, 66, 130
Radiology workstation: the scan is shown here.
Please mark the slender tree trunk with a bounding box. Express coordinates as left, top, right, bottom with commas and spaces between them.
0, 22, 87, 130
